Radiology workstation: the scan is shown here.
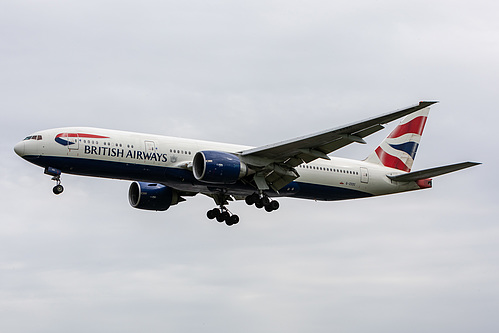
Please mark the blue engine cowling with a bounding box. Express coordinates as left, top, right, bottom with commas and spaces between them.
193, 150, 249, 184
128, 182, 180, 211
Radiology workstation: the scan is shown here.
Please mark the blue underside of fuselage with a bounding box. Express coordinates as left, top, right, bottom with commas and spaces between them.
23, 155, 372, 201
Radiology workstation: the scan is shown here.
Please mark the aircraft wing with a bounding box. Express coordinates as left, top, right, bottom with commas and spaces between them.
387, 162, 481, 182
238, 101, 437, 191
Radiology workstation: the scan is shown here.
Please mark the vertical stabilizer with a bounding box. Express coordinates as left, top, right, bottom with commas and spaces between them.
365, 106, 430, 172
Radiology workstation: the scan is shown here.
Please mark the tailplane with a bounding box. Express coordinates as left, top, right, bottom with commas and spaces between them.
365, 105, 430, 171
387, 162, 481, 182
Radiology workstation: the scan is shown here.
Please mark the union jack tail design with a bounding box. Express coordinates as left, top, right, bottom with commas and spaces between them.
365, 107, 430, 172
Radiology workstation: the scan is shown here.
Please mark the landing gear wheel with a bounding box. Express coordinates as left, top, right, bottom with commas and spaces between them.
53, 184, 64, 195
207, 208, 219, 220
216, 213, 225, 223
264, 201, 280, 212
226, 215, 239, 226
221, 211, 230, 221
245, 193, 260, 205
245, 196, 254, 205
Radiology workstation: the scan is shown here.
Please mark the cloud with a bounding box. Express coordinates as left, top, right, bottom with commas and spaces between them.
1, 0, 497, 332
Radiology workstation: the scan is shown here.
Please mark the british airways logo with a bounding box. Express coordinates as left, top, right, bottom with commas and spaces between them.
55, 133, 109, 146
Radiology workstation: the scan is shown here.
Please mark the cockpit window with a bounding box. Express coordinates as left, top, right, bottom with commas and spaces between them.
23, 135, 43, 141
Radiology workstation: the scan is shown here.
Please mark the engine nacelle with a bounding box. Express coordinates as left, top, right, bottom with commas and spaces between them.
128, 182, 180, 211
193, 150, 250, 184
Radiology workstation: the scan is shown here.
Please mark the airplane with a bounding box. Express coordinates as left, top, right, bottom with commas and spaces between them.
13, 101, 480, 226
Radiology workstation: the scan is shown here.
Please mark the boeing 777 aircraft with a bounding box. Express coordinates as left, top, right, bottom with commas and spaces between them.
14, 101, 479, 226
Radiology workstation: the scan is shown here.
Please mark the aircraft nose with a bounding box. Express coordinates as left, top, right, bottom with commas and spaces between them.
14, 141, 25, 157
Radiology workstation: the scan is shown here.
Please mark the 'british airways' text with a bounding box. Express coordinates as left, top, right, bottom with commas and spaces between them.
84, 145, 168, 162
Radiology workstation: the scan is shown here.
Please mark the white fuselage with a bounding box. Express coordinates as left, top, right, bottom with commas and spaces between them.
14, 127, 423, 201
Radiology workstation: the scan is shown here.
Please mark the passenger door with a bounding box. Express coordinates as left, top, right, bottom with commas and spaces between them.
360, 167, 369, 184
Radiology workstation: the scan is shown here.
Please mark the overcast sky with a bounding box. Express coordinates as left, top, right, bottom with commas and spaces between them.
1, 0, 497, 332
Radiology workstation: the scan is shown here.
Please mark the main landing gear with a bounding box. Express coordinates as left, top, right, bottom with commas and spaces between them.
245, 193, 280, 212
207, 207, 240, 226
206, 192, 280, 227
206, 192, 240, 226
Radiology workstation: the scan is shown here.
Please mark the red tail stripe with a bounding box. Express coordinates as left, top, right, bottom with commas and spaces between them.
375, 147, 411, 172
388, 116, 427, 139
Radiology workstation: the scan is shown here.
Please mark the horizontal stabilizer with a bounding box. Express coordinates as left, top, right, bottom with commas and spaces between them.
387, 162, 481, 182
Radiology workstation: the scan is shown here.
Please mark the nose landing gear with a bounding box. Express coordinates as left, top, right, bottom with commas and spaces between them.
44, 167, 64, 195
52, 178, 64, 195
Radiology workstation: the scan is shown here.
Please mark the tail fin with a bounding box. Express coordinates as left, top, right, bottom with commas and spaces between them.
365, 106, 430, 172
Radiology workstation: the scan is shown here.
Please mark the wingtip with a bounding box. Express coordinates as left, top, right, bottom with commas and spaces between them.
419, 100, 439, 106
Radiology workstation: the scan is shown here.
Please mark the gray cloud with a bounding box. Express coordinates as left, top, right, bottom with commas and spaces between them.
1, 0, 497, 332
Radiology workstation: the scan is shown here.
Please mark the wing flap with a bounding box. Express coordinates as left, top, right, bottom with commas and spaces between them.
387, 162, 481, 182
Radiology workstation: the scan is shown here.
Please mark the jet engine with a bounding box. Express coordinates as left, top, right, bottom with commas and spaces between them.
192, 150, 251, 184
128, 182, 181, 211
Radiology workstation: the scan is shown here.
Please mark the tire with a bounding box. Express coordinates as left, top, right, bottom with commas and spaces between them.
207, 209, 217, 219
53, 185, 64, 195
221, 211, 230, 222
216, 214, 225, 222
245, 196, 254, 205
226, 215, 239, 226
